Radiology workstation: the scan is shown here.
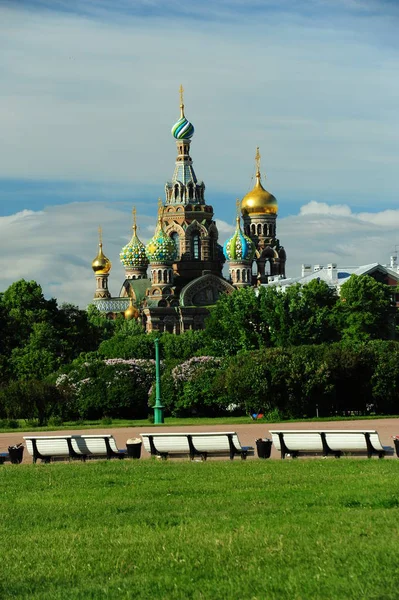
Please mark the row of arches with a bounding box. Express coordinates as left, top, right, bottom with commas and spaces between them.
150, 268, 173, 284
164, 222, 219, 262
245, 222, 275, 238
165, 182, 205, 204
230, 268, 252, 284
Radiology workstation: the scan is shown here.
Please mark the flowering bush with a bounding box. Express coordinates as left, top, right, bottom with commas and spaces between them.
55, 358, 156, 420
151, 356, 231, 417
171, 357, 221, 384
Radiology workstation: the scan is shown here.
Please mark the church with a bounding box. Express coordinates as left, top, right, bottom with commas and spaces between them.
91, 88, 286, 333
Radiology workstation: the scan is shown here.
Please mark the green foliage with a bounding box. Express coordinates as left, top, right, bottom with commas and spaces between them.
0, 380, 64, 425
160, 330, 205, 360
203, 287, 269, 356
98, 332, 157, 359
55, 358, 155, 420
258, 280, 340, 346
339, 274, 395, 341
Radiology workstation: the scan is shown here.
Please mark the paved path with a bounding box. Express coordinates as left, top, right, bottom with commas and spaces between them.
1, 418, 399, 463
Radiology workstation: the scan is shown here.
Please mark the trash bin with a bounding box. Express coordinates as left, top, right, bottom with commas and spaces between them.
8, 444, 24, 464
393, 438, 399, 458
126, 438, 142, 459
256, 438, 272, 459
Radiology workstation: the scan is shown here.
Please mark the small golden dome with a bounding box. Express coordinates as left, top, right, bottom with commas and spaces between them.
92, 242, 112, 274
124, 297, 139, 320
241, 172, 278, 216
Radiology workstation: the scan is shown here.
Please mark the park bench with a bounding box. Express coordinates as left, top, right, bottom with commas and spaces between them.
141, 431, 254, 461
269, 430, 392, 459
24, 434, 126, 463
71, 435, 127, 460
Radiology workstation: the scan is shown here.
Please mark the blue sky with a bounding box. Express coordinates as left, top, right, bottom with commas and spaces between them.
1, 0, 398, 306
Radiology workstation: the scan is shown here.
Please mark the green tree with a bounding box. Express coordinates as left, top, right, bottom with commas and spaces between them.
339, 275, 395, 341
10, 322, 62, 380
2, 279, 57, 347
258, 280, 340, 347
203, 287, 269, 356
0, 380, 64, 425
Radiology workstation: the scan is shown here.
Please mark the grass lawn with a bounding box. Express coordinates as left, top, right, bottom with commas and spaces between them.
1, 460, 399, 599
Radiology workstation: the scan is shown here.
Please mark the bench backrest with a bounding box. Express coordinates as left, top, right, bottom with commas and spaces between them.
141, 433, 190, 454
270, 431, 324, 453
270, 430, 384, 453
24, 436, 72, 457
71, 435, 118, 456
141, 432, 243, 454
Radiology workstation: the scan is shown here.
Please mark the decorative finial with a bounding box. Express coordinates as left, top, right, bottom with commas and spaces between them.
98, 225, 103, 245
179, 84, 185, 118
132, 207, 137, 232
255, 147, 261, 178
236, 199, 241, 222
157, 198, 164, 222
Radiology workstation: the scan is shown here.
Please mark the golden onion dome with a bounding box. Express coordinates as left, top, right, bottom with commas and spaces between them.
124, 297, 139, 321
241, 171, 278, 216
92, 242, 112, 274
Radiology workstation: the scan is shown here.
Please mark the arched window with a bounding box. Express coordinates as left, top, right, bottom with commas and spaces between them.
188, 183, 194, 200
171, 232, 180, 257
251, 224, 256, 235
263, 224, 268, 236
174, 184, 179, 199
237, 270, 240, 282
257, 223, 262, 235
192, 232, 201, 260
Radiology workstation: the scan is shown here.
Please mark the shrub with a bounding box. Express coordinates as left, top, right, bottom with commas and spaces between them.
56, 358, 156, 420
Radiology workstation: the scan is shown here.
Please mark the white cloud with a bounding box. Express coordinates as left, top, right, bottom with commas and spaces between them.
0, 3, 398, 206
281, 202, 399, 276
1, 200, 398, 307
300, 201, 352, 217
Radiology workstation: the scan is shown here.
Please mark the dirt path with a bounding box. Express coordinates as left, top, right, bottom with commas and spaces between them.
1, 417, 399, 463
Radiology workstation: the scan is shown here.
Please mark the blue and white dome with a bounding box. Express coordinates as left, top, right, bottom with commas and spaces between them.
223, 217, 256, 262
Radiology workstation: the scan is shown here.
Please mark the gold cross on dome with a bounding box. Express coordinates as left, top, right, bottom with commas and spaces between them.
236, 198, 241, 217
255, 147, 261, 174
179, 84, 184, 106
132, 207, 137, 227
98, 225, 103, 244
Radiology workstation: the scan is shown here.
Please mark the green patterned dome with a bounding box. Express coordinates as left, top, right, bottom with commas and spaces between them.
224, 217, 256, 262
120, 225, 149, 270
146, 218, 177, 263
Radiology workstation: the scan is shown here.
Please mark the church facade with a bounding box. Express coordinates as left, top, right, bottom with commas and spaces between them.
91, 89, 286, 333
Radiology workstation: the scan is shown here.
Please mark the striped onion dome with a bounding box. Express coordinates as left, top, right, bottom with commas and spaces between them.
146, 218, 178, 263
171, 115, 194, 140
223, 217, 256, 262
120, 224, 149, 270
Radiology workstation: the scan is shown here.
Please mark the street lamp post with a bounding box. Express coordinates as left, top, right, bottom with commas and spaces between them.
153, 338, 164, 424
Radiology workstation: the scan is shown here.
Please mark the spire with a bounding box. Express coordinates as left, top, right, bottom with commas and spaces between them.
132, 206, 137, 234
179, 84, 185, 119
255, 147, 261, 180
